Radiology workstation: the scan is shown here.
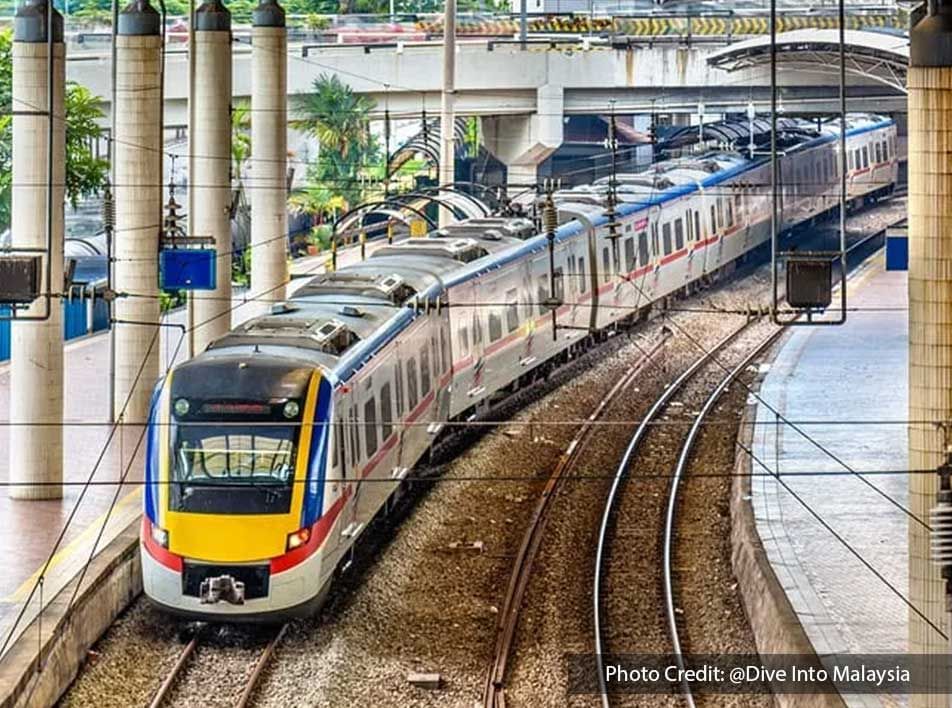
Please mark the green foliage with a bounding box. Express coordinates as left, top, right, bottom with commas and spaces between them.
292, 73, 379, 213
0, 29, 109, 229
232, 243, 252, 286
231, 100, 251, 185
159, 290, 186, 312
64, 82, 110, 209
308, 223, 333, 249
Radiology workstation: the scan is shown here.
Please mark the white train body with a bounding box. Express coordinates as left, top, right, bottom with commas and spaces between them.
141, 115, 897, 619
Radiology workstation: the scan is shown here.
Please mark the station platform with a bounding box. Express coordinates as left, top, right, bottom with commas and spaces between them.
749, 254, 907, 706
0, 240, 373, 661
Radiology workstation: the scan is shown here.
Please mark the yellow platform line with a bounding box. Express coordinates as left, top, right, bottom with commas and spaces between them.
5, 487, 141, 604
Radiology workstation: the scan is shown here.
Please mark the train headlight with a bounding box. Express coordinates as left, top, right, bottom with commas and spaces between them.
151, 523, 169, 549
282, 400, 300, 419
173, 398, 190, 417
286, 527, 311, 551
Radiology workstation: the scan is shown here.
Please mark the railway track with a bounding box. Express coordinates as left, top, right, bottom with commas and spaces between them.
148, 623, 287, 708
593, 318, 775, 707
482, 332, 669, 708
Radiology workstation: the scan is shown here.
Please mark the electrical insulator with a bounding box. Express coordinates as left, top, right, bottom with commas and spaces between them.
163, 179, 186, 244
542, 195, 558, 235
931, 471, 952, 573
101, 180, 115, 234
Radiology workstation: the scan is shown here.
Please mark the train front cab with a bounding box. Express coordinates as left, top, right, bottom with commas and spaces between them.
141, 356, 339, 621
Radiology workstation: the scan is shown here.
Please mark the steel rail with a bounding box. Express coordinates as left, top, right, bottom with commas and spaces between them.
235, 623, 289, 708
661, 326, 785, 708
592, 318, 759, 708
148, 631, 201, 708
482, 334, 667, 708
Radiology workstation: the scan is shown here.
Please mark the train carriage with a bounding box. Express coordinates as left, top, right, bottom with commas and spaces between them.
142, 113, 898, 620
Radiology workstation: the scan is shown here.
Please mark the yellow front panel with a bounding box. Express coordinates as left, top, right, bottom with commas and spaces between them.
160, 371, 320, 563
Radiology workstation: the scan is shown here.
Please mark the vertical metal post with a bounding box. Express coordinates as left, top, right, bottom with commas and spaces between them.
838, 0, 847, 305
769, 0, 778, 320
186, 0, 196, 356
109, 0, 118, 422
438, 0, 456, 228
519, 0, 527, 48
384, 105, 391, 201
747, 100, 755, 156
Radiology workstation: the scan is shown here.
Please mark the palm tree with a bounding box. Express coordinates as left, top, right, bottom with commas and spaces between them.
291, 74, 379, 212
293, 74, 375, 159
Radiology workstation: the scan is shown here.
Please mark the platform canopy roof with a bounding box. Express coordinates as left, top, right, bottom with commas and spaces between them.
707, 29, 909, 95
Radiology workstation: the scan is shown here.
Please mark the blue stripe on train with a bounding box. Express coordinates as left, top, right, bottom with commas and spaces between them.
302, 376, 332, 528
144, 379, 164, 524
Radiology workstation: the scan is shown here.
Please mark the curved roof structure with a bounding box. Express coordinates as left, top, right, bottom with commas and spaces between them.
707, 29, 908, 94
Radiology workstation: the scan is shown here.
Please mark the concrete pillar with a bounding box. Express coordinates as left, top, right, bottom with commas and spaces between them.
188, 0, 232, 354
908, 5, 952, 704
481, 84, 563, 196
438, 0, 456, 227
9, 0, 65, 500
250, 0, 287, 312
113, 0, 162, 426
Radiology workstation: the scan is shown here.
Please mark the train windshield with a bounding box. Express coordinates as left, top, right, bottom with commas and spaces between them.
170, 423, 299, 515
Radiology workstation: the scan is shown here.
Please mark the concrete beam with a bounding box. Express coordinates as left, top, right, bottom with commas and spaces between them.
66, 37, 909, 122
9, 0, 65, 500
482, 83, 563, 191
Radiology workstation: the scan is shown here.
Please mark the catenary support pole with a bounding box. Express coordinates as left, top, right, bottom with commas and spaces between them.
908, 3, 952, 704
250, 0, 287, 314
9, 0, 65, 500
188, 0, 232, 354
438, 0, 456, 228
113, 0, 162, 428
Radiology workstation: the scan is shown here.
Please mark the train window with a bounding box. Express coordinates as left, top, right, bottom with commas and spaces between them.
733, 195, 741, 221
882, 140, 888, 160
710, 205, 717, 234
505, 288, 519, 332
694, 210, 701, 241
566, 255, 576, 293
875, 142, 882, 164
394, 361, 404, 415
349, 408, 359, 469
438, 329, 447, 374
488, 309, 502, 342
662, 223, 672, 256
364, 397, 378, 458
685, 210, 692, 240
380, 383, 393, 441
674, 219, 684, 250
420, 348, 431, 396
407, 358, 418, 411
537, 276, 548, 314
333, 417, 343, 471
637, 231, 649, 266
459, 324, 469, 353
862, 146, 869, 169
602, 247, 610, 283
553, 267, 565, 302
716, 200, 724, 230
578, 257, 587, 293
624, 238, 636, 273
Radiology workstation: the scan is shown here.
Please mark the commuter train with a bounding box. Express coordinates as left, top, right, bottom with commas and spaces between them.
141, 114, 898, 619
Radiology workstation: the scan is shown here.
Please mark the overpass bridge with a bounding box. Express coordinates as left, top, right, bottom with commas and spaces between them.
69, 29, 908, 181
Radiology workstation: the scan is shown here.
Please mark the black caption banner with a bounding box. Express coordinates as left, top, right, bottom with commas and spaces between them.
567, 654, 952, 694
